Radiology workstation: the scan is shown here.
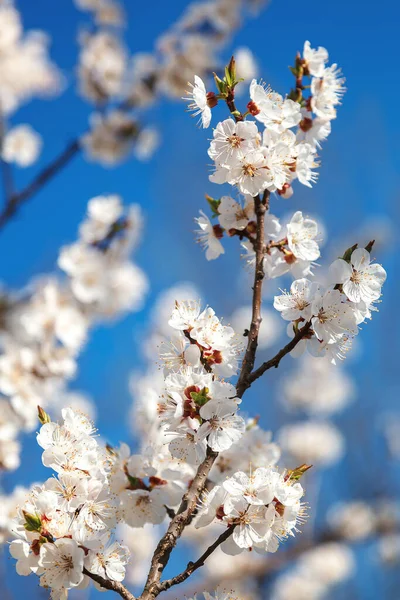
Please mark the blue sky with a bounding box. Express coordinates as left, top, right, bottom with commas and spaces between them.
1, 0, 400, 598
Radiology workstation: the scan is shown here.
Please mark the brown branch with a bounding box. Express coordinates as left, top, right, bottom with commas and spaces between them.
226, 91, 244, 121
0, 139, 80, 230
139, 447, 218, 600
0, 116, 15, 204
230, 227, 257, 250
236, 191, 269, 398
243, 321, 312, 393
83, 568, 136, 600
156, 525, 236, 593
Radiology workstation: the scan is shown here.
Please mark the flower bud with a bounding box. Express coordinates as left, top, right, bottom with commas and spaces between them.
365, 239, 375, 253
278, 184, 293, 199
247, 100, 260, 116
299, 117, 313, 132
206, 92, 218, 109
38, 406, 51, 425
212, 224, 224, 239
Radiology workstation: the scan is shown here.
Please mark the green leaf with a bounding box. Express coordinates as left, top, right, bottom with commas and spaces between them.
224, 66, 232, 87
23, 511, 42, 533
213, 73, 227, 95
206, 195, 221, 218
341, 243, 358, 263
190, 387, 210, 406
226, 56, 236, 85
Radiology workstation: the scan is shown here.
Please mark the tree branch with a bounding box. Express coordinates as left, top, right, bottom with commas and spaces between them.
138, 190, 271, 599
236, 191, 269, 398
244, 321, 312, 392
139, 447, 218, 600
156, 525, 236, 593
83, 568, 136, 600
0, 116, 15, 205
0, 139, 80, 231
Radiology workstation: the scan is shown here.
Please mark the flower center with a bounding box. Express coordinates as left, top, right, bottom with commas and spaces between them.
350, 269, 362, 284
227, 134, 242, 148
242, 163, 256, 177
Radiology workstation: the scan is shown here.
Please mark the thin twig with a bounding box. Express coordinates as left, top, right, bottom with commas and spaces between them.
0, 139, 80, 230
230, 227, 257, 250
83, 568, 136, 600
245, 321, 313, 391
156, 525, 236, 593
0, 116, 15, 205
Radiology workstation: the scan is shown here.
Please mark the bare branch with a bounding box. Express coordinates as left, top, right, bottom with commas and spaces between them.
236, 190, 269, 398
139, 447, 218, 600
0, 139, 80, 231
83, 568, 136, 600
0, 116, 15, 205
245, 321, 312, 392
156, 525, 236, 593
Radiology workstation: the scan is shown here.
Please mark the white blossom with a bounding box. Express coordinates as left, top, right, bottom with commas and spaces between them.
329, 248, 386, 304
311, 289, 358, 344
39, 538, 84, 591
311, 65, 346, 120
286, 211, 320, 262
208, 118, 258, 167
249, 80, 301, 132
274, 279, 319, 321
85, 541, 130, 582
0, 2, 61, 115
1, 124, 42, 166
303, 41, 329, 77
78, 31, 127, 102
184, 75, 212, 128
198, 399, 245, 452
328, 501, 376, 541
217, 195, 255, 231
195, 210, 225, 260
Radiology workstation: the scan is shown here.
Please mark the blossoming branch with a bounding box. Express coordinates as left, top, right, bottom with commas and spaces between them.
6, 35, 389, 600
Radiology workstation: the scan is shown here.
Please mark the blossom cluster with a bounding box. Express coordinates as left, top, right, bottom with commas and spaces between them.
196, 465, 306, 555
273, 245, 386, 362
0, 0, 61, 169
9, 408, 130, 597
6, 24, 392, 600
0, 195, 147, 472
188, 40, 344, 195
8, 290, 307, 596
105, 299, 247, 529
106, 298, 307, 557
77, 0, 264, 165
0, 0, 61, 116
198, 200, 320, 281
